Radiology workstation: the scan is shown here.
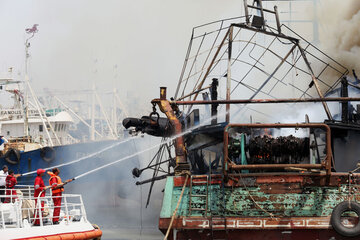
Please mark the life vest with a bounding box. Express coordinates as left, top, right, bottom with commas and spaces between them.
48, 172, 64, 194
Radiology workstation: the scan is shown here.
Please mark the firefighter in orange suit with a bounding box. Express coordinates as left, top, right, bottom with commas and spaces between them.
48, 168, 72, 224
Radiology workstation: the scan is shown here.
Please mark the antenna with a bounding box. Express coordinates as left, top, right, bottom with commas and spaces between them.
24, 24, 61, 146
24, 25, 39, 136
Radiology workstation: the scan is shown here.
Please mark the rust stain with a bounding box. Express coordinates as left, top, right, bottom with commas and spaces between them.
260, 183, 303, 194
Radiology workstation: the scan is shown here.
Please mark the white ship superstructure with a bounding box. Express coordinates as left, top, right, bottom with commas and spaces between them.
0, 110, 74, 147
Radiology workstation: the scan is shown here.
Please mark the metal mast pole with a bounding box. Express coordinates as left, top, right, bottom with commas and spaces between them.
26, 79, 54, 146
94, 91, 117, 139
23, 24, 39, 138
24, 40, 30, 137
115, 93, 130, 117
226, 26, 233, 123
53, 95, 103, 138
90, 82, 96, 141
112, 88, 117, 136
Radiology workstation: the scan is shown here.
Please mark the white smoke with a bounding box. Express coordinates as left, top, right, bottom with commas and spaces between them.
319, 0, 360, 73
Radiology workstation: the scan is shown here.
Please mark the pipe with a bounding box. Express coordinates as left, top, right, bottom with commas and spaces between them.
341, 77, 349, 123
226, 26, 233, 123
274, 5, 281, 33
257, 0, 265, 30
210, 78, 219, 124
173, 97, 360, 105
297, 43, 333, 120
230, 163, 323, 170
151, 88, 189, 172
243, 0, 250, 25
136, 173, 174, 185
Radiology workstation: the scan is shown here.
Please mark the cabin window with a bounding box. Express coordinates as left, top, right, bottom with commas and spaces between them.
39, 125, 43, 132
7, 131, 10, 136
55, 124, 59, 131
62, 124, 65, 131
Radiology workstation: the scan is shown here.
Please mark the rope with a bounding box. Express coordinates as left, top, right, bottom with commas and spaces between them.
348, 172, 353, 208
163, 174, 189, 240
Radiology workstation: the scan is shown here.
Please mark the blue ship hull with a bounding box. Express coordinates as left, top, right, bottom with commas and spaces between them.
0, 137, 160, 229
0, 139, 138, 185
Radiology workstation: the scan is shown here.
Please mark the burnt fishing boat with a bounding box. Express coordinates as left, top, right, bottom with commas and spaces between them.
124, 0, 360, 239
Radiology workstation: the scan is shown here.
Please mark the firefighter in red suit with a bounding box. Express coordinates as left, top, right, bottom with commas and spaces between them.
5, 170, 21, 203
48, 168, 72, 224
33, 169, 50, 226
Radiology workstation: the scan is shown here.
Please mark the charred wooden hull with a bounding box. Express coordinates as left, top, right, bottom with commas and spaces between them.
159, 174, 360, 239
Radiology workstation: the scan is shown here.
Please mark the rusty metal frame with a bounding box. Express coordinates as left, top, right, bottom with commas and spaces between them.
231, 23, 298, 43
223, 123, 332, 177
183, 22, 332, 121
174, 16, 348, 124
151, 88, 189, 172
173, 97, 360, 105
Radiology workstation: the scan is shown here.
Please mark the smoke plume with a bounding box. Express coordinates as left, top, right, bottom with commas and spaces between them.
319, 0, 360, 73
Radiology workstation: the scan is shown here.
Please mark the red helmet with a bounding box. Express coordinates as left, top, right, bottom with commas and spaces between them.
37, 169, 46, 175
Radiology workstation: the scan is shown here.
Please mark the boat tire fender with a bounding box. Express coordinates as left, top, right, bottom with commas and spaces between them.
331, 201, 360, 237
40, 147, 56, 162
4, 148, 20, 165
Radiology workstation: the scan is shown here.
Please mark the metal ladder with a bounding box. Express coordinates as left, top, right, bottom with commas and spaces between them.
188, 175, 208, 216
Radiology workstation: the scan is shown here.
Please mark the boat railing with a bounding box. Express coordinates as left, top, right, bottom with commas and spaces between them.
0, 185, 87, 229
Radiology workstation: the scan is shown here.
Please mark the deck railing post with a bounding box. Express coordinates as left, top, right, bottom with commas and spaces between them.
1, 204, 5, 229
79, 195, 87, 221
64, 195, 69, 224
37, 194, 43, 227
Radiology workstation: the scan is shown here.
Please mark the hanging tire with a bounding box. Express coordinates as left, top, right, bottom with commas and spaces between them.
4, 148, 21, 165
40, 147, 56, 162
331, 201, 360, 237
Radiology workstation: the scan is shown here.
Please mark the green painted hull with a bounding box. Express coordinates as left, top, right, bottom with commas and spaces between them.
161, 176, 359, 218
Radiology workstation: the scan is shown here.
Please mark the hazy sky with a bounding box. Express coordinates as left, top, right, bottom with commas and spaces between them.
0, 0, 242, 109
0, 0, 353, 118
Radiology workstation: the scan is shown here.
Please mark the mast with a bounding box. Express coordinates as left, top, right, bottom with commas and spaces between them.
24, 35, 31, 136
52, 95, 103, 138
24, 24, 60, 146
112, 88, 117, 136
24, 24, 39, 138
226, 26, 233, 123
94, 90, 117, 139
112, 65, 118, 136
90, 82, 96, 141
